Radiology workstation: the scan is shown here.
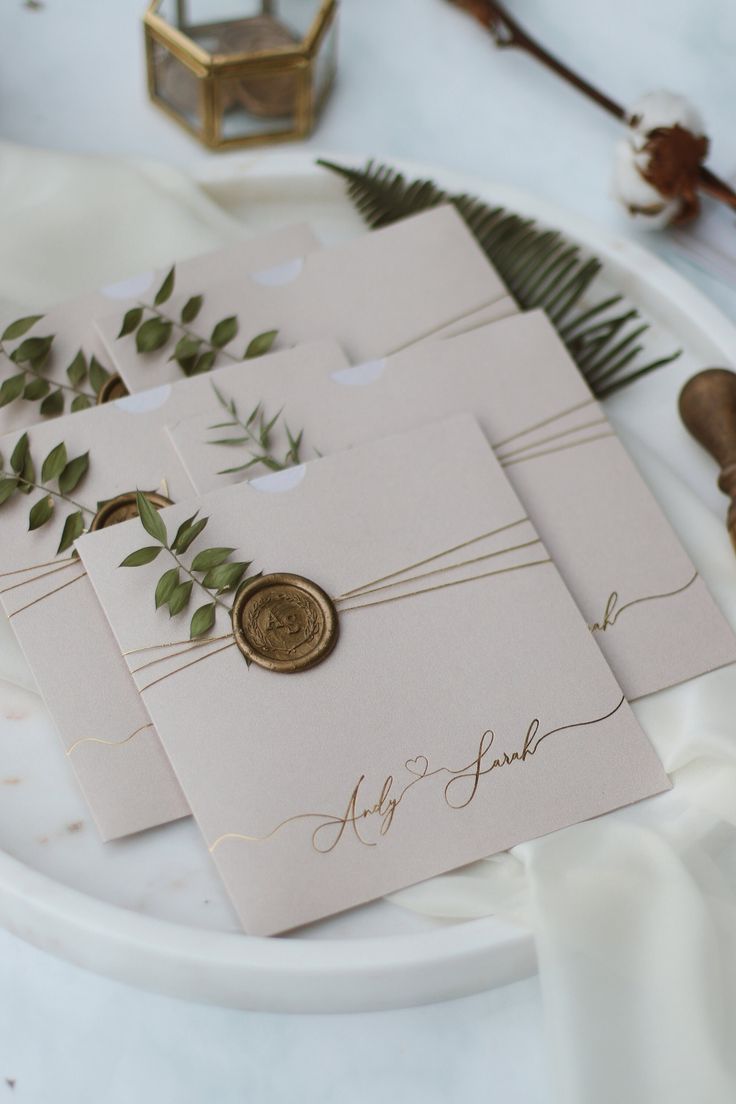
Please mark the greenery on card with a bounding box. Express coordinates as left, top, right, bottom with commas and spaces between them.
318, 158, 680, 397
0, 265, 279, 422
116, 266, 279, 379
0, 316, 115, 419
0, 435, 168, 563
120, 492, 253, 639
0, 434, 91, 554
207, 384, 306, 475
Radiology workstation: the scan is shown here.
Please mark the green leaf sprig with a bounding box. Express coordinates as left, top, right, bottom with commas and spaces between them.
120, 491, 252, 639
1, 316, 115, 418
207, 384, 307, 476
116, 266, 278, 379
0, 433, 92, 553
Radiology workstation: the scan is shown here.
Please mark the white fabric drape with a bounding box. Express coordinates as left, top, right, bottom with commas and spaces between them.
393, 433, 736, 1103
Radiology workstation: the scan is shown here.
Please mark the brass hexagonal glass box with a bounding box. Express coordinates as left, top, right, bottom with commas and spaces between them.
144, 0, 338, 149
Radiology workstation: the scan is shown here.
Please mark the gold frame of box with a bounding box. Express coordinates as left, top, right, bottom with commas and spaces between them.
143, 0, 338, 150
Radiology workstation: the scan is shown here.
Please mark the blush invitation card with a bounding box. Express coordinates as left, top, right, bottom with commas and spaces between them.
0, 223, 319, 435
167, 310, 736, 701
0, 340, 348, 840
77, 416, 669, 934
94, 206, 518, 395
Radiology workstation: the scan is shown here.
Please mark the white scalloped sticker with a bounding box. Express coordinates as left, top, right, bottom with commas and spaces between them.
249, 257, 304, 287
330, 359, 386, 386
250, 465, 306, 493
100, 271, 155, 300
113, 385, 172, 413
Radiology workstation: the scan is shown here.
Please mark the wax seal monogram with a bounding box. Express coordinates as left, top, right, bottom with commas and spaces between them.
97, 373, 130, 404
90, 490, 172, 531
231, 572, 338, 673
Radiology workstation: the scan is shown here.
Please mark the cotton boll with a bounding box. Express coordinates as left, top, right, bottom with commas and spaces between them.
613, 90, 709, 228
613, 139, 681, 229
627, 91, 706, 152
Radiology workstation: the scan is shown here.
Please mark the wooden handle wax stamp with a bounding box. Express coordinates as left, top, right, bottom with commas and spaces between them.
679, 368, 736, 551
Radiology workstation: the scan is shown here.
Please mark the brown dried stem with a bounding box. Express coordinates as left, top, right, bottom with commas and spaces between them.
450, 0, 736, 212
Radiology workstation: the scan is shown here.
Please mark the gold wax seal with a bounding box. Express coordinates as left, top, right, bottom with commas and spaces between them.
97, 374, 129, 404
90, 490, 172, 532
231, 573, 338, 673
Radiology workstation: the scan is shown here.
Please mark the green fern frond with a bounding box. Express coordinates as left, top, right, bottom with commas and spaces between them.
317, 159, 680, 398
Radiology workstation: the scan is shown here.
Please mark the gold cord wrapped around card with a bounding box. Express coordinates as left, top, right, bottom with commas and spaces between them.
123, 517, 553, 684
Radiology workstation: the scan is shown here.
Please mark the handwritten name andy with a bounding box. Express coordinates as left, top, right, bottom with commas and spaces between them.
310, 719, 550, 853
209, 698, 623, 857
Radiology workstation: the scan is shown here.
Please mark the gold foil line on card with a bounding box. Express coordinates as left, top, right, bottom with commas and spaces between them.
66, 722, 155, 757
589, 572, 699, 633
208, 695, 626, 855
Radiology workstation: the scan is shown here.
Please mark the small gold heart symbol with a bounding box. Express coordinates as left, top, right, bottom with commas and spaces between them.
405, 756, 429, 777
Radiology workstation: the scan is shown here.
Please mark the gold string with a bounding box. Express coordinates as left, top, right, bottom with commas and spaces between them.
130, 633, 236, 676
123, 525, 543, 687
386, 295, 507, 356
123, 526, 534, 661
129, 556, 553, 690
338, 558, 553, 613
123, 630, 235, 659
335, 538, 542, 601
501, 431, 615, 468
496, 418, 608, 461
0, 554, 77, 578
66, 722, 154, 757
491, 397, 598, 449
336, 517, 530, 600
7, 569, 86, 617
140, 640, 237, 694
0, 558, 81, 596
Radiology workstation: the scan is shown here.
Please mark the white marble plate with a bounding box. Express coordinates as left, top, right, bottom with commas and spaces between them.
1, 153, 734, 1012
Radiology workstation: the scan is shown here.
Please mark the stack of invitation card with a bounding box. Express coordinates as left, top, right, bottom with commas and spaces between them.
1, 205, 733, 936
167, 309, 736, 701
77, 417, 670, 934
77, 417, 670, 936
0, 340, 346, 838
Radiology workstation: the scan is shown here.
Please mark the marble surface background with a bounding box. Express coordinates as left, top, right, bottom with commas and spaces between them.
1, 0, 735, 1100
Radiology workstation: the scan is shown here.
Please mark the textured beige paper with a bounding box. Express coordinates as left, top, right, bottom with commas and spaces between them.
169, 310, 736, 700
0, 340, 348, 839
95, 206, 517, 394
78, 416, 669, 935
0, 224, 320, 435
